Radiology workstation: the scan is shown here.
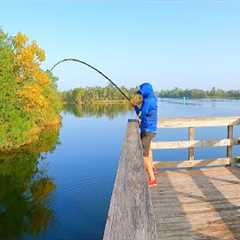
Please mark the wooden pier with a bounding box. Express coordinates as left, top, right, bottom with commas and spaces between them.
103, 117, 240, 240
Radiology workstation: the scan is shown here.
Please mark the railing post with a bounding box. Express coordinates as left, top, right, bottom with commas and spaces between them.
227, 125, 233, 164
188, 127, 195, 161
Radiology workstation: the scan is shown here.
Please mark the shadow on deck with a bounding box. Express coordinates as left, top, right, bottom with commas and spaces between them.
151, 166, 240, 240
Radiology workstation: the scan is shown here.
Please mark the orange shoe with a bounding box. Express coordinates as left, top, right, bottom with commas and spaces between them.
148, 178, 157, 187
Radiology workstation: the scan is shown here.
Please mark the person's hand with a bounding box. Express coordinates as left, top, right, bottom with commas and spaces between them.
130, 94, 143, 107
130, 98, 137, 106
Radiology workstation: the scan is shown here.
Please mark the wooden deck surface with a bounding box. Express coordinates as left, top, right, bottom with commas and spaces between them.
150, 166, 240, 240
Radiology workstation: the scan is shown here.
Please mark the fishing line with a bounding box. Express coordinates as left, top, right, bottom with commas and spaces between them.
49, 58, 131, 102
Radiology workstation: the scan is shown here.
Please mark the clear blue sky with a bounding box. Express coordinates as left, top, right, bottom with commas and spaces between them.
1, 1, 240, 91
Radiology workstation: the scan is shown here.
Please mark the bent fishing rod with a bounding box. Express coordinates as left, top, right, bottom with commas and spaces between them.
49, 58, 131, 103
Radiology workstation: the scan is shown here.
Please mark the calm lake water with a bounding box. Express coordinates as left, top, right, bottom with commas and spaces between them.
0, 99, 240, 240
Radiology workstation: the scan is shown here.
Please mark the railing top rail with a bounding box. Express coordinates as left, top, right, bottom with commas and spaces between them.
157, 116, 240, 128
103, 119, 157, 240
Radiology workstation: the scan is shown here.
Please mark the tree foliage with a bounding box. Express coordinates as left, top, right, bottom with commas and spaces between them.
62, 84, 137, 105
0, 30, 62, 151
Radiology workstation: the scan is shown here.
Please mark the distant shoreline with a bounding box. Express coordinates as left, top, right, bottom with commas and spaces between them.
158, 96, 240, 100
157, 88, 240, 99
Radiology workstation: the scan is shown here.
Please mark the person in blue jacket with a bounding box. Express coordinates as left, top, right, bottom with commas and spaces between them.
133, 82, 158, 187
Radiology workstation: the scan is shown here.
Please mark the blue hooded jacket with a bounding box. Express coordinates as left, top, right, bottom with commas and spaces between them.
134, 83, 157, 133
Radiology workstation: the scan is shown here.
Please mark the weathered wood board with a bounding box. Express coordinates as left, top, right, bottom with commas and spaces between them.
157, 116, 240, 128
150, 166, 240, 240
151, 138, 240, 150
153, 158, 231, 169
103, 120, 158, 240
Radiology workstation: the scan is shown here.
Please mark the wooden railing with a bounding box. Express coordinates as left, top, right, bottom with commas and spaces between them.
103, 116, 240, 239
151, 116, 240, 168
103, 119, 157, 240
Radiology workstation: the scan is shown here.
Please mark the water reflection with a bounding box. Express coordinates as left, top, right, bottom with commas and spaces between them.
63, 103, 131, 118
0, 126, 60, 239
0, 104, 132, 240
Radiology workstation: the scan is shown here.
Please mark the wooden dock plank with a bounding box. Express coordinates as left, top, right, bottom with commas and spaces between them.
150, 166, 240, 240
153, 158, 231, 169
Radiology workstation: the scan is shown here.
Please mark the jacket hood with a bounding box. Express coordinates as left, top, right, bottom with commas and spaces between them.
139, 83, 154, 98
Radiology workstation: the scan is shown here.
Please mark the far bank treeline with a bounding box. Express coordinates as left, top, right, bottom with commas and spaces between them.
62, 86, 240, 106
62, 85, 137, 104
0, 30, 62, 151
158, 87, 240, 99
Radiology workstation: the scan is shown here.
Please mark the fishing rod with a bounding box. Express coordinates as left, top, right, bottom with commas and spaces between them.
49, 58, 131, 102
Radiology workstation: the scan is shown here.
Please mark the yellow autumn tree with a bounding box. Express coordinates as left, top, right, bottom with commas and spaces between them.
0, 30, 62, 151
13, 32, 62, 127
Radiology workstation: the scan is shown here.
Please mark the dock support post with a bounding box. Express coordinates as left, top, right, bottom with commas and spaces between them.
227, 125, 233, 164
188, 127, 195, 161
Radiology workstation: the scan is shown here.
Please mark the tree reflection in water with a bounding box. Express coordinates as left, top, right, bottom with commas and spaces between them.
63, 103, 132, 118
0, 126, 60, 239
0, 104, 132, 239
